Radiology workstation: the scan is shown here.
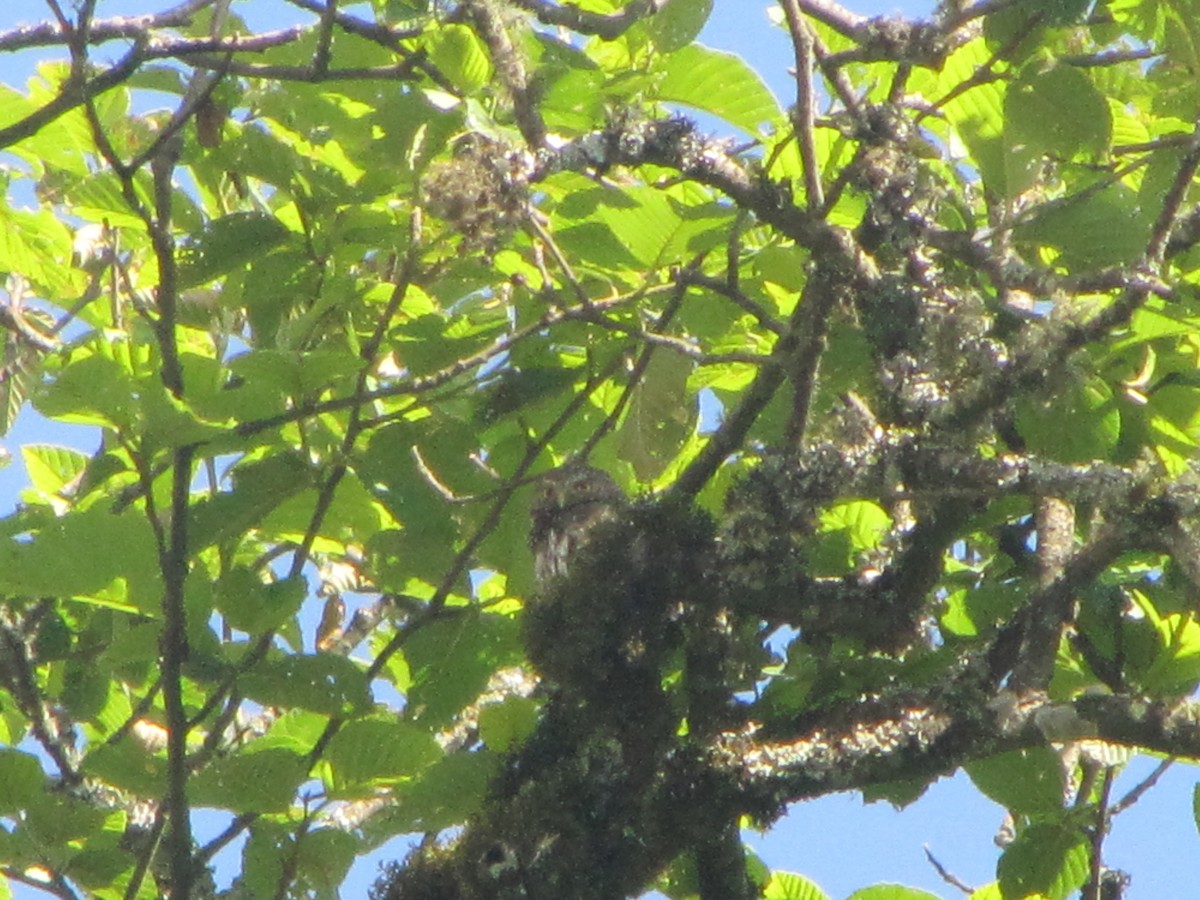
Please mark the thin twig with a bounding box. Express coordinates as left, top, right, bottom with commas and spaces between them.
1145, 126, 1200, 263
923, 845, 974, 895
1111, 757, 1174, 816
1084, 767, 1115, 900
779, 0, 824, 209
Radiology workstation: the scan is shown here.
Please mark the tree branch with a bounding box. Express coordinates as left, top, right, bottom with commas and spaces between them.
507, 0, 664, 40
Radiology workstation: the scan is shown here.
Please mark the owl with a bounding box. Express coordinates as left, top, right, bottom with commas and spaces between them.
529, 463, 626, 585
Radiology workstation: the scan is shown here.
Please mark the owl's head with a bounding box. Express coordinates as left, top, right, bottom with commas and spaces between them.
531, 463, 624, 518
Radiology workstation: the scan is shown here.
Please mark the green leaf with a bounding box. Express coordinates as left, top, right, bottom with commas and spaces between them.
241, 653, 373, 717
559, 184, 690, 268
82, 739, 167, 798
252, 709, 330, 756
1006, 61, 1111, 164
474, 366, 578, 425
0, 361, 33, 438
0, 749, 43, 812
215, 570, 306, 635
554, 220, 644, 272
1, 83, 92, 177
936, 39, 1007, 195
847, 886, 942, 900
806, 500, 890, 576
140, 385, 230, 452
655, 44, 782, 135
538, 41, 608, 132
382, 751, 500, 833
404, 611, 523, 728
996, 823, 1089, 900
860, 778, 933, 809
0, 503, 161, 613
966, 747, 1065, 815
982, 0, 1091, 61
240, 821, 293, 898
62, 832, 135, 893
425, 24, 492, 93
294, 827, 358, 892
1015, 377, 1120, 463
982, 3, 1048, 61
189, 747, 308, 813
22, 791, 109, 846
764, 871, 832, 900
941, 583, 1025, 637
1148, 382, 1200, 441
176, 212, 291, 290
1142, 611, 1200, 696
34, 353, 136, 430
0, 205, 81, 298
20, 444, 88, 496
326, 717, 442, 788
261, 474, 389, 544
647, 0, 713, 53
1116, 301, 1200, 348
477, 696, 540, 752
31, 609, 74, 661
189, 452, 313, 551
226, 348, 361, 400
617, 351, 697, 480
1016, 184, 1148, 269
239, 818, 356, 897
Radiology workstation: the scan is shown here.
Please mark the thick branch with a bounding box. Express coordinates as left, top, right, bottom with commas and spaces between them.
728, 690, 1200, 811
464, 0, 546, 148
0, 41, 144, 149
508, 0, 664, 40
0, 0, 213, 51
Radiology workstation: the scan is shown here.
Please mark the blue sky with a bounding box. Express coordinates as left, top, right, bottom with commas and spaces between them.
1, 1, 1197, 898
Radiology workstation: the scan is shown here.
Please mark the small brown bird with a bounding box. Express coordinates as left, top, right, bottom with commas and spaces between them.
315, 594, 346, 652
529, 463, 626, 586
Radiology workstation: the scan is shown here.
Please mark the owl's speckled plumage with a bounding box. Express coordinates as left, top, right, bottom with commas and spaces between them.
529, 464, 626, 585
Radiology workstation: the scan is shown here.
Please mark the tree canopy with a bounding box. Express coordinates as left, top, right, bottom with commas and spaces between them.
3, 0, 1200, 898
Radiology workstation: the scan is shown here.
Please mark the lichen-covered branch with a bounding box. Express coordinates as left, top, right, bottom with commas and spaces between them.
507, 0, 664, 39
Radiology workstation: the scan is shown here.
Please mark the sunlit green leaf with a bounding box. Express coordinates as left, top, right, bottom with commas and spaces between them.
1015, 377, 1120, 463
764, 871, 832, 900
1006, 61, 1111, 162
966, 748, 1065, 815
327, 717, 442, 788
190, 748, 307, 813
655, 44, 781, 135
648, 0, 713, 53
996, 823, 1089, 900
617, 351, 697, 480
0, 750, 43, 812
847, 886, 942, 900
477, 696, 539, 752
425, 24, 493, 93
937, 39, 1006, 194
216, 570, 306, 635
241, 653, 373, 717
176, 212, 291, 290
21, 444, 87, 496
1017, 184, 1149, 269
382, 751, 500, 834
